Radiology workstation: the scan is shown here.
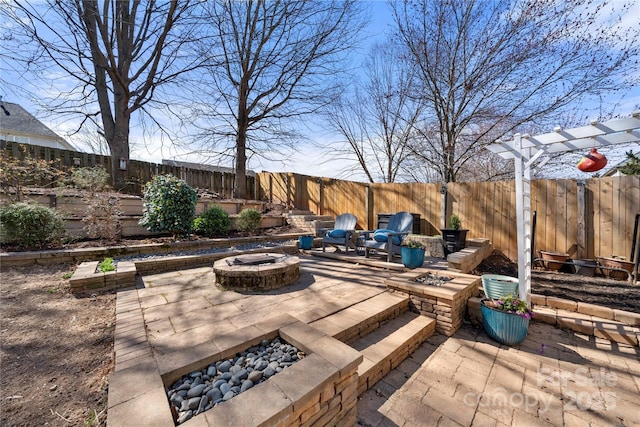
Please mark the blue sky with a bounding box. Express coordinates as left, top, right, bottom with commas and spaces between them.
1, 1, 638, 182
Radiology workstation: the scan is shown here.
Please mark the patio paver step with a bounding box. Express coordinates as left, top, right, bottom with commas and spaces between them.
351, 312, 436, 395
309, 291, 409, 343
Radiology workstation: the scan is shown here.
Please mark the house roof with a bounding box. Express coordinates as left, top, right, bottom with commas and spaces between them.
0, 101, 74, 150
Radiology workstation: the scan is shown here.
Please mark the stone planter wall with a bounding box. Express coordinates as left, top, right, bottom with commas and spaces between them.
467, 295, 640, 347
69, 261, 137, 293
385, 269, 480, 336
108, 316, 362, 426
0, 234, 304, 267
68, 245, 299, 294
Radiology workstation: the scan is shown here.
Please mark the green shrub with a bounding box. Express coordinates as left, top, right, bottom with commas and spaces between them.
448, 214, 461, 230
0, 202, 66, 249
236, 208, 262, 233
64, 166, 111, 191
139, 175, 197, 237
98, 258, 116, 272
193, 206, 231, 237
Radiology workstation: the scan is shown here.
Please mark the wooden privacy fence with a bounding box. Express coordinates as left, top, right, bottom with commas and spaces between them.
1, 140, 255, 198
256, 172, 639, 262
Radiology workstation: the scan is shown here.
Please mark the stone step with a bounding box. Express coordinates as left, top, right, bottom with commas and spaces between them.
309, 292, 409, 343
351, 312, 436, 395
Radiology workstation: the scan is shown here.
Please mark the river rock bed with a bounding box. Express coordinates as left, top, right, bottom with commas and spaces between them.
414, 272, 453, 287
166, 337, 306, 425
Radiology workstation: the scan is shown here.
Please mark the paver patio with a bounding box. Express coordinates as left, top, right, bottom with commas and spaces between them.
110, 255, 640, 427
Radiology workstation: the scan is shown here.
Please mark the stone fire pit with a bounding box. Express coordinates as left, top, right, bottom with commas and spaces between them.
213, 253, 300, 291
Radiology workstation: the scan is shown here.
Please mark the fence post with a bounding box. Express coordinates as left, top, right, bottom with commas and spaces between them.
440, 183, 448, 230
576, 180, 586, 259
318, 178, 324, 215
366, 184, 373, 230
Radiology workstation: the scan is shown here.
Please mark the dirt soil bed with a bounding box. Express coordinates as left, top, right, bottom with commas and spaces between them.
473, 250, 640, 312
1, 247, 638, 426
1, 264, 115, 427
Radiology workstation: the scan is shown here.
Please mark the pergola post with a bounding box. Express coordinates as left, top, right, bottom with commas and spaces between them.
513, 134, 533, 306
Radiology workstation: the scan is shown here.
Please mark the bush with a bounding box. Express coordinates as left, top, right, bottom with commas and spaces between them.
139, 175, 197, 237
193, 206, 231, 237
236, 208, 262, 233
0, 147, 66, 201
82, 192, 122, 241
63, 166, 111, 191
0, 202, 66, 249
98, 258, 116, 272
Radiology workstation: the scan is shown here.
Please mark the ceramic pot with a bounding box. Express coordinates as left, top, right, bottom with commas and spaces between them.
298, 236, 313, 250
481, 300, 530, 346
441, 229, 468, 255
401, 246, 425, 269
482, 274, 519, 299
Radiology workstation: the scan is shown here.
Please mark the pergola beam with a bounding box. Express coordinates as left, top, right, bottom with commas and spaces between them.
486, 111, 640, 306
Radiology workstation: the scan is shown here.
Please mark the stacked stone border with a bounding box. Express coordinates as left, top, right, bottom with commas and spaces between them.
108, 308, 362, 427
467, 294, 640, 347
385, 269, 480, 336
0, 233, 310, 267
69, 245, 299, 294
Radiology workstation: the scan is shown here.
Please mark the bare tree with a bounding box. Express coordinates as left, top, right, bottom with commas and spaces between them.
393, 0, 640, 183
191, 0, 366, 198
326, 42, 424, 183
2, 1, 203, 189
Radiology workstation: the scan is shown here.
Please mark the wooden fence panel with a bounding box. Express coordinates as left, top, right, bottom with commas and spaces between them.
1, 140, 253, 197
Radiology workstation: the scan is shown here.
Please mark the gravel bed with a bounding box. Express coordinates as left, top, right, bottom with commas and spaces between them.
167, 337, 305, 424
414, 272, 453, 287
114, 239, 297, 263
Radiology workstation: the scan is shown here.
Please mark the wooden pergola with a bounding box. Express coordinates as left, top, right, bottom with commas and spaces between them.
486, 111, 640, 305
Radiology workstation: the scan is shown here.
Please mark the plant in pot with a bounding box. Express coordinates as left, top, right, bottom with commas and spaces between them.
401, 239, 426, 269
481, 294, 534, 346
441, 214, 468, 255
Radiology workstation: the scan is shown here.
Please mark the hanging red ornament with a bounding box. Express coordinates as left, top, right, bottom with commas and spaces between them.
577, 148, 607, 172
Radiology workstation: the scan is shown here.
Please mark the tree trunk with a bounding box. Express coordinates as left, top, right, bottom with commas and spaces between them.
108, 104, 131, 191
235, 125, 247, 199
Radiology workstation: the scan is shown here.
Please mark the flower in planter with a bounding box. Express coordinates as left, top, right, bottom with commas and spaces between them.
403, 239, 425, 249
484, 294, 534, 319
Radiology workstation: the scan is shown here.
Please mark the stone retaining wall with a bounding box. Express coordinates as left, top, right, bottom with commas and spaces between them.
446, 238, 492, 273
69, 246, 299, 294
1, 233, 305, 267
467, 295, 640, 347
385, 270, 480, 336
107, 316, 362, 427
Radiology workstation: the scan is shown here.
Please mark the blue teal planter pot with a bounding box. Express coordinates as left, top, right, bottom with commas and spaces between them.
481, 300, 530, 345
401, 247, 425, 269
482, 274, 519, 299
298, 236, 314, 250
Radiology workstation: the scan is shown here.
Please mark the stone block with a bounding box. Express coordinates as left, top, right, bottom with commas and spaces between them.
593, 321, 639, 346
577, 302, 613, 320
546, 297, 577, 312
531, 293, 546, 306
613, 309, 640, 326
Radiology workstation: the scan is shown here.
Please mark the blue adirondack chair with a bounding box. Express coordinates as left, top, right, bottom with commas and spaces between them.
320, 213, 358, 253
362, 212, 414, 262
